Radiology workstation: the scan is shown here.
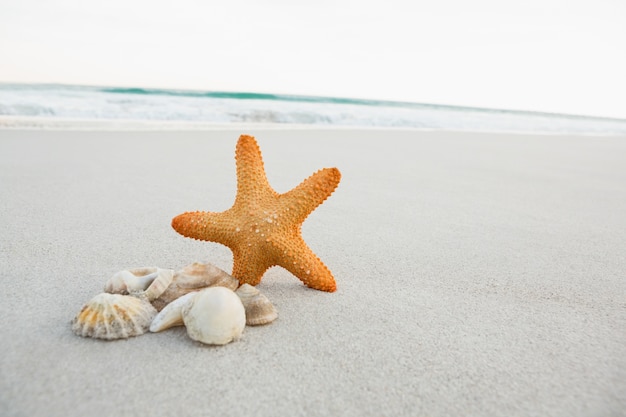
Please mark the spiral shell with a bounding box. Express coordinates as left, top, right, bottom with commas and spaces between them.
151, 262, 239, 311
104, 267, 174, 301
182, 287, 246, 345
149, 292, 197, 333
72, 293, 157, 340
235, 284, 278, 326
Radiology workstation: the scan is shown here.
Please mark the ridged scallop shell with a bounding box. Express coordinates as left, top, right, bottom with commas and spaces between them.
151, 262, 239, 311
104, 267, 174, 301
72, 293, 157, 340
149, 292, 197, 332
182, 287, 246, 345
235, 284, 278, 326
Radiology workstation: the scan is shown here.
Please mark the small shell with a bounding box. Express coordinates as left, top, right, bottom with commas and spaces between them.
149, 292, 197, 332
104, 267, 174, 301
152, 262, 239, 311
235, 284, 278, 326
72, 293, 157, 340
182, 287, 246, 345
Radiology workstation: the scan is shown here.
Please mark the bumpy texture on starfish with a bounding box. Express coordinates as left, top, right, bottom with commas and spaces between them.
172, 135, 341, 292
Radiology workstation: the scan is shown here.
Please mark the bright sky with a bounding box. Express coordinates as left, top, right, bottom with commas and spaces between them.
1, 0, 625, 119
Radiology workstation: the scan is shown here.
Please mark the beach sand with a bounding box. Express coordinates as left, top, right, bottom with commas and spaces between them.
1, 127, 624, 416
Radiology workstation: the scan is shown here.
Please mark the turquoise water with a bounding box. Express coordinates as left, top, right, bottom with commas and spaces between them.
1, 83, 626, 135
101, 87, 459, 109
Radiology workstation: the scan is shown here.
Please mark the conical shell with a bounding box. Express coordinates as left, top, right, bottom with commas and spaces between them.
150, 292, 197, 332
152, 262, 239, 311
182, 287, 246, 345
235, 284, 278, 326
104, 267, 174, 301
72, 293, 157, 340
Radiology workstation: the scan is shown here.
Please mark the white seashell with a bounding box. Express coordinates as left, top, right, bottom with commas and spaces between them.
182, 287, 246, 346
235, 284, 278, 326
104, 267, 174, 301
149, 292, 197, 332
72, 293, 157, 340
104, 270, 155, 294
152, 262, 239, 311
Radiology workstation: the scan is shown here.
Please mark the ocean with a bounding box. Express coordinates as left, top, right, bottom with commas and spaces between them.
1, 83, 625, 135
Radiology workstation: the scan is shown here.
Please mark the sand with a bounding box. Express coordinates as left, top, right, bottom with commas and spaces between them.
0, 127, 625, 417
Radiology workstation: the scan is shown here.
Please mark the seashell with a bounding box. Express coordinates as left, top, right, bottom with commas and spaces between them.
151, 262, 239, 311
72, 293, 157, 340
149, 292, 197, 333
104, 270, 155, 294
235, 284, 278, 326
182, 287, 246, 346
104, 267, 174, 301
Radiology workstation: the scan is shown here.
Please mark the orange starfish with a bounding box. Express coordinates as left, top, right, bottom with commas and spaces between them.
171, 134, 341, 292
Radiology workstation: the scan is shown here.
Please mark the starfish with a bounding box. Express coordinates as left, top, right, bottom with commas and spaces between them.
171, 134, 341, 292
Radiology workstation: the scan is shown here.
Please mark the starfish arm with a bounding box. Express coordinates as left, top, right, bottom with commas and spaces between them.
231, 246, 273, 286
280, 167, 341, 224
234, 135, 277, 204
171, 211, 234, 245
275, 234, 337, 292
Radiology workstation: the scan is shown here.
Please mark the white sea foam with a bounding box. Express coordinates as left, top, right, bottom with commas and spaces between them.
1, 83, 625, 135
